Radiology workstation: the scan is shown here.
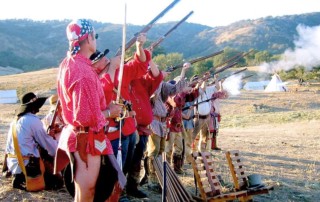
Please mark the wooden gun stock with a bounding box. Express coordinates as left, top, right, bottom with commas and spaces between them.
47, 99, 60, 133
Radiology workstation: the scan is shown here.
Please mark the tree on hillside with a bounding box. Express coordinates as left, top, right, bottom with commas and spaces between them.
153, 53, 184, 80
212, 47, 238, 67
255, 51, 272, 63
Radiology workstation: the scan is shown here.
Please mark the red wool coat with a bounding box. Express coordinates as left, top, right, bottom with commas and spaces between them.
130, 70, 163, 134
167, 88, 199, 132
100, 50, 151, 141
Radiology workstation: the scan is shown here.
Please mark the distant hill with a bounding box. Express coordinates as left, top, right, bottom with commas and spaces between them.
0, 12, 320, 72
0, 66, 23, 76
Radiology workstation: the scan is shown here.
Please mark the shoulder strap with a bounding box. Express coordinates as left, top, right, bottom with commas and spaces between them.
204, 91, 209, 99
12, 120, 27, 176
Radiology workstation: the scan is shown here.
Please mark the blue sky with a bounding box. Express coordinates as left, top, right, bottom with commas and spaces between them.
1, 0, 320, 27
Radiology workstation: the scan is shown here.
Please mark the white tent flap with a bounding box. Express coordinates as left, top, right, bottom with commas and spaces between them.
265, 74, 288, 92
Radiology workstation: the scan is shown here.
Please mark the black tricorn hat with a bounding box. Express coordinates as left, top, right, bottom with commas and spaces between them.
90, 49, 109, 64
16, 92, 47, 116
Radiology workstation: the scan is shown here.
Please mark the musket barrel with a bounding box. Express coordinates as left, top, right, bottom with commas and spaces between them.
165, 11, 193, 38
213, 49, 253, 69
150, 10, 194, 50
242, 74, 254, 80
166, 50, 224, 72
115, 0, 181, 56
213, 61, 238, 75
217, 67, 248, 82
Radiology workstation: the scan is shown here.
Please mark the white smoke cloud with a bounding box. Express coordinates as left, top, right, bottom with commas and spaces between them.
260, 24, 320, 73
222, 74, 243, 96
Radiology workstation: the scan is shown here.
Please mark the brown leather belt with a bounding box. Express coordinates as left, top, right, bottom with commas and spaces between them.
174, 123, 182, 128
74, 126, 90, 133
154, 115, 166, 122
72, 126, 107, 134
198, 115, 209, 119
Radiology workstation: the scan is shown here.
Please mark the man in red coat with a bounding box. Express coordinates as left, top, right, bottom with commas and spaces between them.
126, 59, 163, 198
91, 33, 151, 201
56, 19, 118, 201
91, 33, 150, 170
166, 77, 199, 174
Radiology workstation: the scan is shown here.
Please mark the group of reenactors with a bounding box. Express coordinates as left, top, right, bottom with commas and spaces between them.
3, 19, 229, 202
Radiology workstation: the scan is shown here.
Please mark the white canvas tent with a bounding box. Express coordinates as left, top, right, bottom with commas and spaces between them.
265, 73, 288, 92
0, 90, 18, 104
243, 81, 269, 91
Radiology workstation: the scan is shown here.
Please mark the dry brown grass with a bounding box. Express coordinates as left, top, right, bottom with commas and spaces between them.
0, 68, 320, 201
0, 68, 58, 98
215, 26, 254, 44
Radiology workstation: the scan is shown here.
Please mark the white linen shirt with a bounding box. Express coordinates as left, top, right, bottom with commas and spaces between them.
5, 113, 58, 174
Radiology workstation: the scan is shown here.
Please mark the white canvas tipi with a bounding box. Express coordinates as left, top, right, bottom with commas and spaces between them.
265, 73, 287, 92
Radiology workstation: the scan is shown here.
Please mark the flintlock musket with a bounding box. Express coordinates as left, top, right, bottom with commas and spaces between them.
115, 0, 181, 56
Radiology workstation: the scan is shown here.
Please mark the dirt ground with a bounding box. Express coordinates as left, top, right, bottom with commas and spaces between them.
0, 69, 319, 201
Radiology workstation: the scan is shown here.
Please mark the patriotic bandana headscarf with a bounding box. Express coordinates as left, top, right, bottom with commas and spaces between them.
66, 19, 94, 55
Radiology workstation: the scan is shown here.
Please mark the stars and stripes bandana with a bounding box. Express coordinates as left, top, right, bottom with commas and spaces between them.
66, 19, 94, 55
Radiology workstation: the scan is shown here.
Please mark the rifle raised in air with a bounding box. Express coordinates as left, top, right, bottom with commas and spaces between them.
207, 49, 253, 78
115, 0, 181, 56
241, 74, 254, 80
217, 67, 248, 82
187, 61, 238, 88
182, 96, 216, 111
213, 49, 254, 69
125, 10, 193, 63
166, 50, 224, 72
150, 11, 194, 50
211, 61, 238, 75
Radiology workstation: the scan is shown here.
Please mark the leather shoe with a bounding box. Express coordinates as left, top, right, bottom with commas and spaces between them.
12, 173, 26, 190
126, 188, 148, 199
139, 175, 148, 186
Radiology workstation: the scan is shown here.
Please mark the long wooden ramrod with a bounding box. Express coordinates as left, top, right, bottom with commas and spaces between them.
150, 11, 194, 50
166, 50, 224, 72
115, 0, 181, 56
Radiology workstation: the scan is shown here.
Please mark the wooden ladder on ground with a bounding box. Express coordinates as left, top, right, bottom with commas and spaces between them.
225, 150, 274, 201
189, 151, 248, 202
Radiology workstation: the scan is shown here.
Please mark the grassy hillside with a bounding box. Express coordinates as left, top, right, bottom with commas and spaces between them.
0, 12, 320, 71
